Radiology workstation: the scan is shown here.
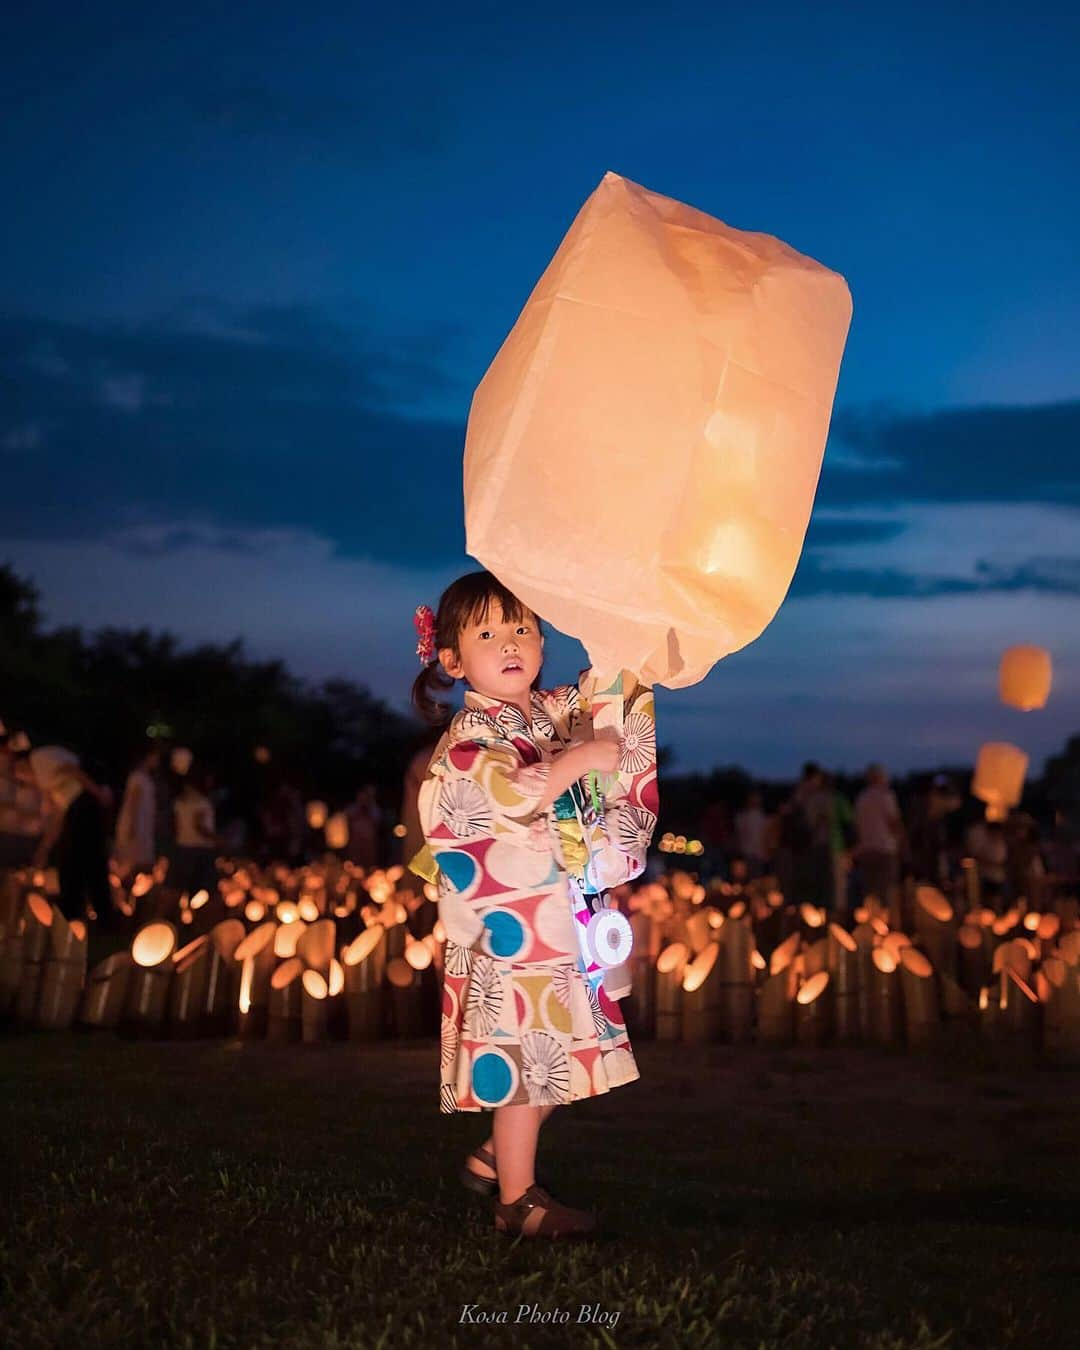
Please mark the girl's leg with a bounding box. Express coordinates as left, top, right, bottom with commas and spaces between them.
471, 1103, 557, 1182
492, 1103, 545, 1204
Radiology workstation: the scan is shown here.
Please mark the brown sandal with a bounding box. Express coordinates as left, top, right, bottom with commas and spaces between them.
459, 1146, 553, 1198
493, 1184, 596, 1239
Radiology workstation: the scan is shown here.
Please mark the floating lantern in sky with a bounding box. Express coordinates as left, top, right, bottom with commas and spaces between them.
464, 170, 852, 687
972, 742, 1028, 813
325, 812, 350, 851
306, 800, 328, 831
999, 645, 1052, 711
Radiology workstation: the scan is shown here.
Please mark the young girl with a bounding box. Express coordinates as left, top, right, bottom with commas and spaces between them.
410, 570, 658, 1239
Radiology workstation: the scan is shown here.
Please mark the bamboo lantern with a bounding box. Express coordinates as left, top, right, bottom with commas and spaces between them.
1041, 958, 1080, 1065
14, 893, 53, 1024
899, 947, 940, 1048
799, 903, 827, 940
268, 957, 304, 1042
881, 930, 912, 964
1035, 911, 1061, 959
386, 954, 426, 1038
993, 938, 1033, 983
938, 971, 974, 1021
998, 967, 1040, 1050
296, 918, 336, 977
851, 922, 878, 1041
914, 886, 956, 978
802, 937, 829, 979
972, 742, 1028, 813
79, 951, 133, 1028
122, 921, 178, 1034
273, 919, 305, 959
998, 645, 1052, 711
684, 908, 713, 956
169, 935, 213, 1037
870, 947, 902, 1047
305, 800, 328, 831
36, 910, 88, 1030
325, 812, 350, 851
957, 924, 989, 998
234, 921, 278, 1039
463, 170, 852, 688
716, 916, 755, 1043
343, 925, 387, 1041
0, 919, 25, 1015
796, 970, 832, 1046
757, 961, 797, 1046
826, 924, 859, 1042
655, 942, 688, 1041
961, 856, 981, 910
681, 943, 720, 1043
301, 968, 329, 1042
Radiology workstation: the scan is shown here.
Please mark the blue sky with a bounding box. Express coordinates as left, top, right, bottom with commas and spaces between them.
2, 1, 1078, 776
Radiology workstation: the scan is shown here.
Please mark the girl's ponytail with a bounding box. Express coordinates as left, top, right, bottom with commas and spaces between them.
411, 659, 455, 729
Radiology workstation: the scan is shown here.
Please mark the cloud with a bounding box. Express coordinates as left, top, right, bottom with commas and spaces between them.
822, 398, 1080, 507
0, 307, 468, 562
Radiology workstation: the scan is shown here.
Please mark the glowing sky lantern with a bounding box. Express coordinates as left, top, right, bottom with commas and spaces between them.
464, 170, 852, 687
972, 742, 1028, 811
999, 645, 1052, 711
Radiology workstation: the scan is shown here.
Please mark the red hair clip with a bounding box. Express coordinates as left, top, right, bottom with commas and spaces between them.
414, 604, 436, 664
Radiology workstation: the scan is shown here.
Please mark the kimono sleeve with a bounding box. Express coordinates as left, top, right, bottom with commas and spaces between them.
417, 734, 555, 947
579, 669, 659, 887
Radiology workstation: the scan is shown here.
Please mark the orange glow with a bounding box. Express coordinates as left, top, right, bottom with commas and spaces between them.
131, 873, 154, 898
999, 644, 1052, 711
273, 921, 304, 958
302, 969, 328, 999
27, 893, 53, 926
243, 899, 265, 923
872, 948, 897, 974
238, 955, 254, 1013
656, 942, 688, 975
271, 956, 303, 989
915, 886, 953, 924
234, 921, 276, 961
770, 933, 801, 975
797, 970, 830, 1005
132, 922, 176, 967
190, 889, 209, 910
799, 903, 826, 929
682, 943, 718, 992
405, 937, 433, 971
828, 923, 857, 953
900, 947, 933, 978
386, 957, 414, 989
328, 958, 345, 997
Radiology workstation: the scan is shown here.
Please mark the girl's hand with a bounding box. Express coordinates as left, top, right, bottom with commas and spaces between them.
585, 738, 620, 775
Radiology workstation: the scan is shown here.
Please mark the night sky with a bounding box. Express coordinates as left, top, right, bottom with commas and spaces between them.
3, 2, 1078, 777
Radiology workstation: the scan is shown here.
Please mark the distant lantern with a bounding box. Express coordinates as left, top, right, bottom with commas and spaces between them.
325, 812, 350, 851
972, 742, 1028, 810
306, 800, 328, 830
999, 645, 1052, 711
170, 746, 193, 776
254, 745, 272, 764
463, 170, 852, 689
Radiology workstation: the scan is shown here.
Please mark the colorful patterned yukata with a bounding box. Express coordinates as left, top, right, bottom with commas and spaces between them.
416, 671, 658, 1114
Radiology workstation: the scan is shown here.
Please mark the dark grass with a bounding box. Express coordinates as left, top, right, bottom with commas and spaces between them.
3, 1020, 1079, 1350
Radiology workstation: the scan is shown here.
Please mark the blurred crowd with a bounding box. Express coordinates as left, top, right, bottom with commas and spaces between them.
687, 761, 1080, 916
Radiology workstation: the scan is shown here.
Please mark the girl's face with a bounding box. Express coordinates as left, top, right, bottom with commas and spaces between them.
439, 603, 543, 705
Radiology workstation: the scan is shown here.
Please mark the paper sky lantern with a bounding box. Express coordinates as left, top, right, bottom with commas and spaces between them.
972, 742, 1028, 810
306, 800, 328, 830
999, 645, 1052, 711
464, 170, 852, 688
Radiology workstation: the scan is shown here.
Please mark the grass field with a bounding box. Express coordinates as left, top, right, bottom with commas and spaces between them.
3, 1024, 1078, 1349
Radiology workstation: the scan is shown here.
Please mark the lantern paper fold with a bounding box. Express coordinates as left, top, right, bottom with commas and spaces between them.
464, 170, 853, 688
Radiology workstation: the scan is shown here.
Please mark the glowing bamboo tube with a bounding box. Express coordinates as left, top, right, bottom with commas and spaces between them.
826, 924, 859, 1043
195, 918, 245, 1036
684, 908, 712, 956
802, 937, 828, 979
998, 966, 1040, 1049
0, 921, 25, 1015
168, 936, 212, 1037
870, 947, 902, 1047
79, 952, 133, 1028
757, 961, 797, 1046
1035, 911, 1060, 960
14, 893, 53, 1024
268, 956, 304, 1042
957, 924, 989, 998
1041, 958, 1080, 1065
796, 970, 832, 1046
300, 968, 329, 1042
387, 954, 426, 1038
993, 938, 1033, 983
899, 947, 940, 1048
343, 925, 387, 1041
961, 856, 981, 910
234, 920, 278, 1040
681, 942, 720, 1043
914, 886, 956, 978
296, 917, 336, 978
122, 921, 178, 1034
851, 922, 877, 1040
717, 916, 754, 1043
937, 971, 973, 1020
36, 911, 88, 1031
655, 942, 688, 1042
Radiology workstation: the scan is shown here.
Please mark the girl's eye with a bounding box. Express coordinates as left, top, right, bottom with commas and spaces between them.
517, 626, 528, 635
480, 631, 491, 640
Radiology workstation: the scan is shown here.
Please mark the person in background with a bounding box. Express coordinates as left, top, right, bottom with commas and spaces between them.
966, 815, 1008, 911
854, 763, 903, 914
345, 784, 379, 870
114, 743, 161, 875
172, 768, 217, 899
792, 762, 832, 907
734, 788, 770, 880
823, 770, 855, 915
29, 744, 114, 928
0, 730, 38, 867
